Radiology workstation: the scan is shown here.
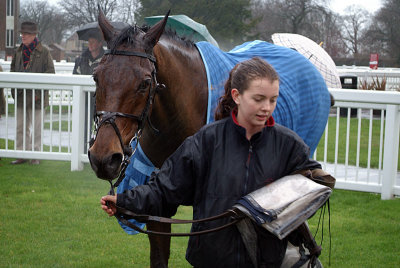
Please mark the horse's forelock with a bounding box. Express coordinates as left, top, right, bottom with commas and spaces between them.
109, 25, 145, 52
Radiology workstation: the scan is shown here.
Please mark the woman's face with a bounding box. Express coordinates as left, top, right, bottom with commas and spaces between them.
232, 78, 279, 137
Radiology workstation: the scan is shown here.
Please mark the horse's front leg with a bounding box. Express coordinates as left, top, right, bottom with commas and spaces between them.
147, 222, 171, 268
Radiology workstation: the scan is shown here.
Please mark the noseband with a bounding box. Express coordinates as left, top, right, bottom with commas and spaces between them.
89, 49, 165, 190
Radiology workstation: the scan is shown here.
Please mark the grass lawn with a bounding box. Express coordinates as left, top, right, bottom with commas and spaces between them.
0, 159, 399, 267
316, 116, 400, 170
44, 120, 72, 132
0, 139, 70, 153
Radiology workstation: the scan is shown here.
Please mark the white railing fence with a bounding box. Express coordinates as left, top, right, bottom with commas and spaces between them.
314, 89, 400, 199
0, 72, 95, 171
337, 68, 400, 91
0, 72, 399, 199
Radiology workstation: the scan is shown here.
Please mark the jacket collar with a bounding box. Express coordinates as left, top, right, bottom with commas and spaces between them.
230, 109, 275, 142
83, 47, 105, 61
231, 109, 275, 128
18, 41, 43, 53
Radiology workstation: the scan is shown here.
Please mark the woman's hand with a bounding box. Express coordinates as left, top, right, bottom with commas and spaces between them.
100, 195, 117, 216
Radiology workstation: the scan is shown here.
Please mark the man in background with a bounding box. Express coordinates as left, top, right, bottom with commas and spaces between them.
73, 31, 105, 152
73, 31, 104, 75
10, 21, 55, 165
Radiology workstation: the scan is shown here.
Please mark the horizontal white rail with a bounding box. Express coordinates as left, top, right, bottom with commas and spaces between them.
0, 60, 75, 74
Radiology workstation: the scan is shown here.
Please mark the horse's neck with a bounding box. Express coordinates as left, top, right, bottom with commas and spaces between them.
140, 40, 208, 167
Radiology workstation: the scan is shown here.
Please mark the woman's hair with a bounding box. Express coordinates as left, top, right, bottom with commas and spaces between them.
214, 57, 279, 121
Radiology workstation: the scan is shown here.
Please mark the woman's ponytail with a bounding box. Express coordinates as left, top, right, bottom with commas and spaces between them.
214, 65, 238, 121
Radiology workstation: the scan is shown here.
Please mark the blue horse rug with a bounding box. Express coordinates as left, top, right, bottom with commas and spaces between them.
116, 140, 156, 234
117, 40, 331, 234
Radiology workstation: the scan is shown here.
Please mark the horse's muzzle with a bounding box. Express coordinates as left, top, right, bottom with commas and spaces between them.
88, 149, 123, 180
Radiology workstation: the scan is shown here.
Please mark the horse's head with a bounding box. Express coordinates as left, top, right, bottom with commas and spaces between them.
88, 9, 169, 180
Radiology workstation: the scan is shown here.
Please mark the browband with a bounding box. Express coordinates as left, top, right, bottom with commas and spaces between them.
104, 49, 156, 63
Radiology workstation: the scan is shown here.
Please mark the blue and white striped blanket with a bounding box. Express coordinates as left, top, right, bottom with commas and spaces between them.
118, 40, 331, 234
116, 140, 155, 234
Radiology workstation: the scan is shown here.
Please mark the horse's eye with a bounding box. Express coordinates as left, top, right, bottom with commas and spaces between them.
138, 79, 151, 91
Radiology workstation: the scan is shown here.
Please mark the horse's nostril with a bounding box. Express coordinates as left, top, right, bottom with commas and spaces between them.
88, 150, 123, 180
102, 153, 123, 179
110, 153, 123, 168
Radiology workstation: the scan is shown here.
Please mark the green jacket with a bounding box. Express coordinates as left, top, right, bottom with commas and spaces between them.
11, 41, 55, 108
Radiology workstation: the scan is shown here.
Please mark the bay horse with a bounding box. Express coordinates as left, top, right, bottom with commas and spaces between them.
89, 10, 208, 267
89, 9, 331, 268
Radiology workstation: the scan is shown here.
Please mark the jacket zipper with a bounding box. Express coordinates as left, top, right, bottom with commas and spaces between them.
244, 144, 253, 194
237, 143, 253, 267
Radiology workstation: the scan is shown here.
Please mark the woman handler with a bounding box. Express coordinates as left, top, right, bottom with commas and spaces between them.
101, 57, 322, 267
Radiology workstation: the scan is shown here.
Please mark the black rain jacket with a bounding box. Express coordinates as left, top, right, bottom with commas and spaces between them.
73, 47, 104, 75
116, 114, 321, 267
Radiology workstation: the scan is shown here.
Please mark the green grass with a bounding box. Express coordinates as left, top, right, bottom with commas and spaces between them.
316, 116, 400, 169
0, 139, 70, 153
5, 104, 71, 117
308, 191, 400, 267
44, 120, 72, 132
5, 103, 72, 132
0, 159, 399, 267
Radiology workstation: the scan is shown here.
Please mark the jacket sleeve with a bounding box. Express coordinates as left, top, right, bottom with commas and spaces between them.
10, 51, 16, 72
116, 135, 200, 218
286, 135, 322, 174
73, 57, 81, 74
44, 49, 55, 74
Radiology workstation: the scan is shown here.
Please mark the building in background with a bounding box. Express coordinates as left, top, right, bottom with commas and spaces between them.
0, 0, 20, 60
65, 33, 87, 62
49, 43, 66, 62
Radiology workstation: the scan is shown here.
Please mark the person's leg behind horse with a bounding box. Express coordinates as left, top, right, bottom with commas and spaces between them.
12, 98, 31, 164
15, 99, 32, 150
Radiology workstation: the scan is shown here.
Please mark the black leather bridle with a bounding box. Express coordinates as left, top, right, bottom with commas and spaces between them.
89, 49, 164, 192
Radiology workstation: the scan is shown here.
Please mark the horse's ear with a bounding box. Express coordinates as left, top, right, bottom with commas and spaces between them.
143, 10, 170, 48
98, 6, 115, 44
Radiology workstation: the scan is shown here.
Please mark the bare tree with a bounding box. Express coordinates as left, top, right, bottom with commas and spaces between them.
341, 5, 369, 57
273, 0, 328, 34
60, 0, 119, 28
59, 0, 140, 29
115, 0, 141, 24
365, 0, 400, 65
20, 0, 70, 44
310, 10, 347, 58
252, 0, 343, 54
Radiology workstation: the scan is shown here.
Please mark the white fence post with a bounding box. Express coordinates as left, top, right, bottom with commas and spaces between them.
381, 104, 400, 200
71, 85, 85, 171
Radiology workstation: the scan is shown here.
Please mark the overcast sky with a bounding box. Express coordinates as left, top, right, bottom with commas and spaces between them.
25, 0, 384, 15
330, 0, 382, 14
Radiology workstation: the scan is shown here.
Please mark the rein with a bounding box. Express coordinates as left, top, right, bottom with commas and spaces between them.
93, 48, 244, 236
115, 205, 245, 237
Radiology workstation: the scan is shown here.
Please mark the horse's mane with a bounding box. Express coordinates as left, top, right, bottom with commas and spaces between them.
109, 24, 195, 52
